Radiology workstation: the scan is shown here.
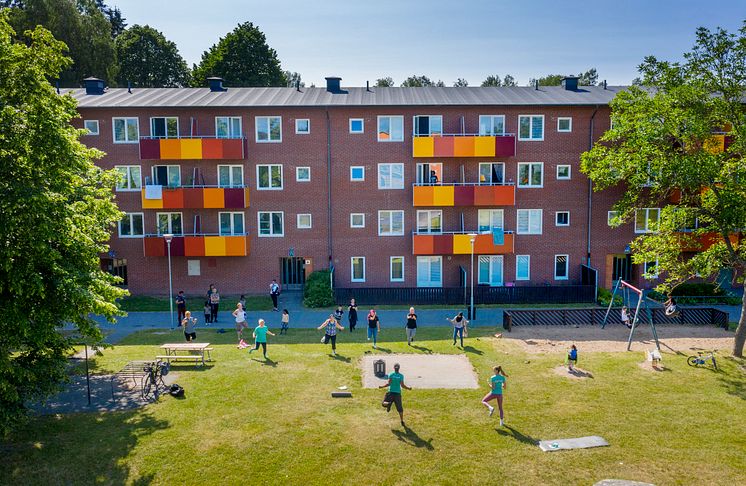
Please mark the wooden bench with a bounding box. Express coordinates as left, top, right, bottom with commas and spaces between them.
155, 355, 204, 364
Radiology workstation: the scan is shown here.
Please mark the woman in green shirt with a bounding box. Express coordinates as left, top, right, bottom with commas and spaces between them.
379, 363, 412, 426
248, 319, 275, 359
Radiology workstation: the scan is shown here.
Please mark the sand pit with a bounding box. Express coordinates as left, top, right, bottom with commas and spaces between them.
360, 354, 478, 389
504, 325, 733, 354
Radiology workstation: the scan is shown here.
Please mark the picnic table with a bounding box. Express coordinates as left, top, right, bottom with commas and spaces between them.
158, 343, 213, 366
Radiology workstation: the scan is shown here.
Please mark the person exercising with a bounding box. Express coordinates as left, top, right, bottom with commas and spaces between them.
379, 363, 412, 426
481, 365, 508, 426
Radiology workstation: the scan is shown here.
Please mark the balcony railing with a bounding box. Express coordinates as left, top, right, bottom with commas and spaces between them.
139, 136, 246, 160
412, 231, 514, 255
143, 233, 249, 257
412, 133, 516, 158
678, 231, 739, 252
140, 185, 249, 209
412, 183, 515, 206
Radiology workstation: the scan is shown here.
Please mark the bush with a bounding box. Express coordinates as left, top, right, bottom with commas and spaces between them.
597, 287, 623, 307
648, 283, 738, 305
303, 270, 334, 308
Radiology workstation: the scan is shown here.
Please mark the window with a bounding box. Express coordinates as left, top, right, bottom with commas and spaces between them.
378, 210, 404, 236
554, 254, 569, 280
390, 256, 404, 282
644, 259, 659, 279
295, 119, 310, 134
635, 208, 660, 233
216, 116, 242, 138
479, 163, 505, 184
556, 165, 571, 180
150, 117, 178, 139
118, 213, 143, 238
556, 211, 570, 227
217, 165, 244, 188
557, 117, 572, 132
350, 166, 365, 181
416, 163, 442, 184
516, 255, 530, 281
156, 212, 182, 236
416, 256, 442, 287
113, 117, 139, 143
255, 116, 282, 142
297, 213, 312, 229
151, 165, 180, 187
416, 210, 442, 234
517, 209, 542, 235
518, 115, 544, 141
377, 115, 404, 142
378, 163, 404, 189
296, 167, 310, 182
257, 164, 283, 190
479, 115, 506, 136
115, 165, 141, 191
413, 115, 443, 136
351, 257, 366, 282
258, 211, 284, 237
608, 211, 620, 226
219, 212, 245, 236
350, 213, 365, 228
478, 255, 504, 286
349, 118, 364, 134
517, 162, 543, 188
478, 209, 504, 233
84, 120, 99, 135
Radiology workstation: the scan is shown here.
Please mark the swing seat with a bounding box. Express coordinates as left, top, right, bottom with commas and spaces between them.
664, 305, 679, 317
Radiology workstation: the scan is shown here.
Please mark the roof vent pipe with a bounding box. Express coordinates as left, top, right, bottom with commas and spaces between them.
603, 79, 607, 90
127, 81, 132, 94
561, 76, 579, 91
83, 77, 105, 95
366, 80, 370, 92
296, 80, 301, 92
207, 77, 227, 92
534, 79, 539, 90
325, 76, 342, 93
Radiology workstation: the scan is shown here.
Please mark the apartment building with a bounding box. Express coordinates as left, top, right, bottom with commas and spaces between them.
65, 76, 655, 295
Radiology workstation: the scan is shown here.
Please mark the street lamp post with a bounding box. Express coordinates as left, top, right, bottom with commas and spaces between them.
468, 233, 477, 320
164, 233, 174, 330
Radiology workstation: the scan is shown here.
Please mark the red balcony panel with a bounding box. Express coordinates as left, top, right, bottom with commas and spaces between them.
162, 188, 184, 209
184, 236, 205, 256
169, 236, 185, 256
433, 136, 454, 157
432, 234, 454, 254
139, 139, 161, 159
224, 188, 246, 208
453, 186, 474, 206
143, 237, 166, 257
202, 139, 223, 159
222, 139, 245, 159
494, 135, 516, 157
412, 234, 435, 255
182, 188, 204, 208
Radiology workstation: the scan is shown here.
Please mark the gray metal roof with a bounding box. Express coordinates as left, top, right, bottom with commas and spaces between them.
61, 85, 626, 109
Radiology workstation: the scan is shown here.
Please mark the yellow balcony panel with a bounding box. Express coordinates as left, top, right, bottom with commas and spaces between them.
432, 186, 454, 206
204, 236, 226, 256
140, 190, 163, 209
413, 137, 434, 157
474, 136, 496, 157
180, 139, 203, 159
452, 234, 473, 254
704, 135, 725, 154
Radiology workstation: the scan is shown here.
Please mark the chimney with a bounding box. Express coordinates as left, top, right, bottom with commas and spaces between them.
325, 76, 342, 93
603, 79, 607, 90
561, 76, 579, 91
83, 77, 105, 95
127, 81, 132, 94
207, 77, 226, 92
534, 79, 539, 90
366, 80, 370, 92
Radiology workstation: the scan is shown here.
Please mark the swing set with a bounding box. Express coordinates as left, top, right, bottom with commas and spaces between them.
602, 279, 661, 351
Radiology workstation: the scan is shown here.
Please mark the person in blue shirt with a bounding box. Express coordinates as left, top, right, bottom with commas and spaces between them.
567, 344, 578, 371
481, 365, 507, 426
379, 363, 412, 426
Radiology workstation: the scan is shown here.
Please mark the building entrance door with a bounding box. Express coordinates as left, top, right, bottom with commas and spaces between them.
612, 255, 633, 282
280, 257, 306, 290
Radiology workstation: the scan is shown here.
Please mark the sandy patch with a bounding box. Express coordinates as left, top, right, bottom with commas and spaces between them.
551, 365, 594, 379
360, 354, 478, 389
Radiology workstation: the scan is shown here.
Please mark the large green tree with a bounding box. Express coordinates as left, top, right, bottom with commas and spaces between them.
115, 24, 190, 87
581, 23, 746, 357
0, 15, 126, 434
191, 22, 286, 87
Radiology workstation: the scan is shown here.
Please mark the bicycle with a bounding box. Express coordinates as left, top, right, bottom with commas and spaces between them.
687, 351, 718, 371
141, 360, 169, 400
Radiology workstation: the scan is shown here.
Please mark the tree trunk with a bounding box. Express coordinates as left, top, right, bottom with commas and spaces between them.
732, 289, 746, 358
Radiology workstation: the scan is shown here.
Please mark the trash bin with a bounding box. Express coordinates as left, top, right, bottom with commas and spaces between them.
373, 359, 386, 378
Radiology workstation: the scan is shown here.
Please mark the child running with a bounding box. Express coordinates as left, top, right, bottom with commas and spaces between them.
318, 314, 344, 356
379, 363, 412, 426
280, 309, 290, 334
180, 311, 197, 342
566, 344, 578, 371
248, 319, 275, 359
446, 312, 469, 347
481, 365, 508, 426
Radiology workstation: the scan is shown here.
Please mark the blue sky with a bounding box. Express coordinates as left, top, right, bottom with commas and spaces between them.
111, 0, 745, 86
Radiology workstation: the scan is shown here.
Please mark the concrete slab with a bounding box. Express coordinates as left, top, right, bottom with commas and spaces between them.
360, 354, 478, 389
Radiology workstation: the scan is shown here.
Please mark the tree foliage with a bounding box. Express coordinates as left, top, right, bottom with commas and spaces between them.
401, 75, 445, 87
529, 68, 598, 87
283, 71, 304, 88
0, 14, 126, 434
115, 24, 190, 87
481, 74, 516, 87
94, 0, 126, 38
580, 23, 746, 357
375, 77, 394, 87
191, 22, 286, 87
453, 78, 468, 87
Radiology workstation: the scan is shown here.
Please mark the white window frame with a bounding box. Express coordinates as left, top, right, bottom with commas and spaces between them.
517, 209, 543, 235
390, 256, 405, 282
554, 254, 569, 280
416, 210, 442, 234
478, 115, 506, 136
350, 166, 365, 181
114, 165, 142, 192
84, 120, 99, 135
555, 211, 570, 227
412, 115, 443, 136
350, 213, 365, 228
295, 166, 311, 182
635, 208, 660, 234
151, 165, 181, 187
478, 255, 505, 286
478, 162, 505, 185
351, 257, 366, 282
112, 117, 139, 144
517, 162, 544, 188
118, 212, 144, 238
295, 118, 310, 135
608, 211, 620, 226
149, 116, 179, 139
377, 163, 404, 190
557, 117, 572, 133
416, 256, 442, 288
256, 164, 283, 190
217, 165, 244, 188
415, 162, 443, 185
516, 255, 530, 281
556, 164, 572, 180
257, 211, 285, 237
218, 211, 245, 236
378, 210, 404, 236
215, 116, 242, 138
255, 116, 282, 143
478, 209, 504, 233
349, 118, 364, 134
377, 115, 404, 142
644, 259, 659, 279
518, 114, 544, 141
156, 212, 183, 236
297, 213, 312, 229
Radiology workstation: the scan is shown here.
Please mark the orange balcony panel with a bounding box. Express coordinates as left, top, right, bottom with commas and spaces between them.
473, 185, 515, 206
203, 188, 225, 208
143, 237, 166, 257
161, 188, 184, 209
413, 186, 434, 206
140, 190, 163, 209
159, 139, 181, 159
222, 139, 245, 159
453, 186, 474, 206
453, 137, 475, 157
669, 188, 682, 204
204, 236, 226, 256
432, 234, 453, 254
412, 234, 435, 255
202, 139, 224, 159
681, 232, 740, 252
433, 136, 454, 157
474, 233, 514, 254
182, 187, 204, 208
184, 236, 205, 256
704, 135, 725, 154
180, 139, 203, 160
224, 236, 248, 256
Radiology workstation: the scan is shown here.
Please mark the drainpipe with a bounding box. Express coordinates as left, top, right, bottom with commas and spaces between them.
587, 105, 600, 267
326, 108, 333, 274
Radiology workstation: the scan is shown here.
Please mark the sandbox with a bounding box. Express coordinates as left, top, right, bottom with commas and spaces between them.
360, 354, 479, 389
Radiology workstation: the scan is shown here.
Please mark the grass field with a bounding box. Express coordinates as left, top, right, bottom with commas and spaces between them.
3, 327, 745, 485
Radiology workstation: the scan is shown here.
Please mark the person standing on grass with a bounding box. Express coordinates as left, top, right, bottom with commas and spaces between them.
566, 344, 578, 371
249, 319, 275, 359
175, 290, 187, 324
446, 312, 468, 347
405, 307, 417, 345
379, 363, 412, 427
203, 300, 212, 324
233, 302, 248, 347
318, 314, 344, 356
280, 309, 290, 335
348, 298, 358, 332
209, 285, 220, 323
270, 279, 281, 311
481, 365, 507, 426
181, 311, 197, 342
367, 309, 380, 349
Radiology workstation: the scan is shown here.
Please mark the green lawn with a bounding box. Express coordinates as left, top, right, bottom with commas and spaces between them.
117, 294, 272, 312
3, 328, 745, 485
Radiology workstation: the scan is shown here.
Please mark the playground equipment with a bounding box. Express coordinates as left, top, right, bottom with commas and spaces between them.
602, 279, 661, 351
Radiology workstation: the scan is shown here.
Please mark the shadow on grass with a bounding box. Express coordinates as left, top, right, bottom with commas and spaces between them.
391, 425, 435, 450
251, 358, 278, 367
567, 368, 594, 379
463, 345, 484, 355
717, 358, 746, 400
409, 344, 433, 354
496, 425, 538, 445
330, 354, 352, 363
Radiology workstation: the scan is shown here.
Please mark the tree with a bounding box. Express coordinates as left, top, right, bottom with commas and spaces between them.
0, 14, 126, 434
191, 22, 286, 87
481, 74, 516, 87
502, 74, 516, 87
580, 23, 746, 357
528, 68, 598, 87
578, 68, 598, 86
375, 77, 394, 87
94, 0, 126, 38
453, 78, 469, 87
401, 75, 445, 87
283, 70, 304, 88
115, 25, 190, 87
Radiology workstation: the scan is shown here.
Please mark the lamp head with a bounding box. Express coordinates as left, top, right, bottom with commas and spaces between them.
163, 233, 174, 243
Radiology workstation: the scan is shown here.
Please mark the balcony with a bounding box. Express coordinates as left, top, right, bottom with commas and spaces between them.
412, 183, 515, 207
678, 231, 740, 252
413, 133, 516, 158
139, 136, 246, 160
412, 231, 514, 255
140, 186, 249, 210
143, 234, 249, 257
